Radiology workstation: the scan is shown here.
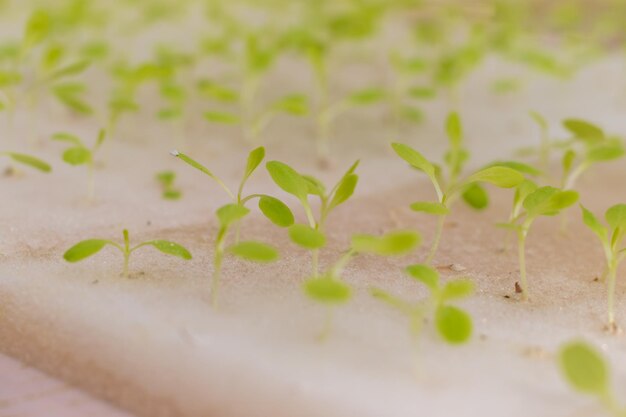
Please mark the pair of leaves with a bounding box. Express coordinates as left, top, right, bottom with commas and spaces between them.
64, 237, 192, 263
581, 204, 626, 248
523, 186, 579, 218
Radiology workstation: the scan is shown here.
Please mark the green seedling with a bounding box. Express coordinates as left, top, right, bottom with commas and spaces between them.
305, 230, 421, 340
499, 185, 579, 300
155, 170, 182, 200
0, 151, 51, 174
266, 159, 359, 277
63, 229, 191, 278
372, 263, 474, 346
172, 147, 293, 306
52, 129, 106, 201
393, 112, 525, 264
581, 204, 626, 331
559, 340, 626, 417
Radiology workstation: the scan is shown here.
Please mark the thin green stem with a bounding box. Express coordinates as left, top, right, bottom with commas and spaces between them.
122, 229, 130, 277
87, 160, 95, 202
518, 228, 529, 301
425, 215, 446, 265
211, 229, 227, 308
607, 259, 617, 327
317, 306, 334, 341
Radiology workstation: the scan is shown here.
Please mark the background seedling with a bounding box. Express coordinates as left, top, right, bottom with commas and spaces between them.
372, 263, 474, 346
392, 112, 524, 264
63, 229, 191, 278
266, 159, 359, 277
173, 147, 293, 306
499, 186, 579, 300
581, 204, 626, 331
52, 129, 106, 201
305, 230, 421, 340
155, 170, 182, 200
559, 340, 626, 417
0, 151, 50, 175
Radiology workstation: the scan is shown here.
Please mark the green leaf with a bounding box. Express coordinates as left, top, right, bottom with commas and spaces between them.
23, 10, 50, 49
303, 175, 325, 196
488, 161, 542, 176
258, 196, 294, 227
242, 146, 265, 183
144, 241, 192, 260
328, 174, 358, 211
272, 94, 309, 115
440, 279, 474, 301
54, 91, 93, 115
446, 112, 462, 147
529, 111, 548, 131
559, 341, 609, 396
63, 239, 110, 262
409, 201, 449, 215
203, 111, 240, 124
266, 161, 309, 202
52, 132, 82, 145
49, 60, 90, 81
581, 205, 608, 242
171, 152, 220, 182
391, 143, 436, 178
586, 143, 625, 163
563, 119, 604, 142
62, 147, 91, 165
304, 277, 351, 305
289, 224, 326, 249
408, 86, 436, 99
4, 153, 51, 172
461, 166, 525, 189
348, 88, 386, 105
435, 305, 473, 344
514, 180, 538, 209
370, 288, 414, 314
606, 204, 626, 230
562, 150, 576, 174
524, 187, 579, 217
462, 183, 488, 210
228, 241, 278, 262
405, 264, 439, 291
216, 204, 249, 228
351, 230, 421, 256
197, 80, 239, 102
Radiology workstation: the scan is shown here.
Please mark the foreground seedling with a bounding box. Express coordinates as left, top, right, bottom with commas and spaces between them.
64, 229, 191, 277
581, 204, 626, 331
173, 147, 293, 306
393, 112, 524, 264
266, 159, 359, 277
52, 129, 106, 201
559, 340, 626, 417
305, 230, 421, 340
372, 264, 474, 346
499, 185, 579, 300
0, 151, 51, 174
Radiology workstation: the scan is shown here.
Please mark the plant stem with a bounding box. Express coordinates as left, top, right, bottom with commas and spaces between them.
122, 229, 130, 277
87, 161, 95, 202
425, 215, 446, 265
317, 306, 333, 341
518, 228, 529, 301
211, 230, 226, 308
607, 259, 617, 327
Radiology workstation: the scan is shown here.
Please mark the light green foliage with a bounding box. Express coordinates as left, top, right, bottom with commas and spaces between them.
155, 170, 181, 200
0, 152, 51, 173
372, 264, 474, 345
393, 112, 524, 264
63, 229, 191, 277
173, 147, 290, 306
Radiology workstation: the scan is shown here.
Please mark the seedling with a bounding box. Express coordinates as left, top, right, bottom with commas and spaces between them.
63, 229, 191, 277
499, 185, 579, 300
305, 230, 421, 340
155, 170, 182, 200
372, 263, 474, 346
0, 151, 50, 174
172, 147, 293, 306
580, 204, 626, 331
559, 340, 625, 416
52, 129, 106, 201
392, 112, 525, 264
266, 159, 359, 277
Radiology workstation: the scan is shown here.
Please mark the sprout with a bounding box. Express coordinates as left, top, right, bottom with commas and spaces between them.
155, 170, 182, 200
63, 229, 192, 278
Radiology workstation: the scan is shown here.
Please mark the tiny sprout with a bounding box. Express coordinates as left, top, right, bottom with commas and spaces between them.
52, 129, 106, 201
173, 147, 292, 306
372, 264, 474, 346
499, 185, 579, 300
63, 229, 191, 278
558, 340, 624, 416
156, 170, 182, 200
581, 204, 626, 330
266, 159, 359, 277
0, 151, 51, 174
393, 112, 524, 264
306, 230, 421, 340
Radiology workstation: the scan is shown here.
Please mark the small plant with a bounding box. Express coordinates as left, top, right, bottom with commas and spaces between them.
305, 230, 421, 339
266, 159, 359, 277
172, 147, 293, 306
392, 112, 525, 264
52, 129, 106, 201
499, 185, 579, 300
0, 151, 51, 174
155, 170, 182, 200
559, 340, 625, 416
372, 263, 474, 345
63, 229, 192, 277
580, 204, 626, 331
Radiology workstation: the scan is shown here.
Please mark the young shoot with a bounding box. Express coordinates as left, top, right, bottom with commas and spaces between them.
52, 129, 106, 201
559, 340, 625, 417
266, 159, 359, 277
305, 230, 421, 340
371, 263, 474, 346
581, 204, 626, 332
0, 151, 51, 175
392, 112, 524, 264
172, 147, 293, 306
499, 186, 579, 300
155, 170, 182, 200
63, 229, 191, 278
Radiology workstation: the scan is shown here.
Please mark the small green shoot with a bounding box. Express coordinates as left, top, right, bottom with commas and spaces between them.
581, 204, 626, 331
0, 151, 51, 174
371, 264, 474, 346
156, 170, 182, 200
63, 229, 191, 277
